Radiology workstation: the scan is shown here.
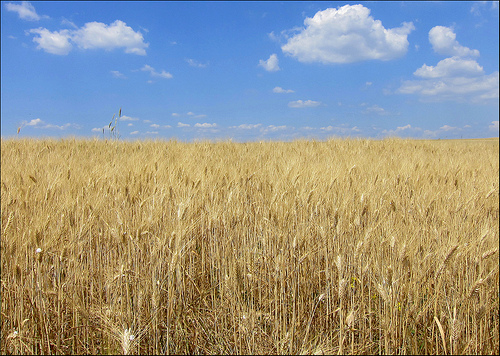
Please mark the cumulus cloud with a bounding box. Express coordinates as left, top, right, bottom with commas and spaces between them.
4, 1, 48, 21
28, 28, 72, 55
413, 57, 484, 78
194, 123, 217, 128
273, 86, 295, 93
140, 64, 172, 79
27, 20, 148, 55
259, 54, 280, 72
398, 26, 498, 103
281, 4, 414, 64
177, 122, 190, 127
399, 67, 498, 103
489, 121, 499, 132
23, 118, 43, 126
288, 100, 321, 108
428, 26, 479, 58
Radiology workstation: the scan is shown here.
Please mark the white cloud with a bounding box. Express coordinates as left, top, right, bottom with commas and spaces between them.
28, 28, 72, 55
489, 121, 499, 132
130, 131, 139, 135
398, 26, 498, 104
21, 118, 80, 130
111, 70, 127, 79
362, 104, 388, 115
23, 118, 43, 126
172, 113, 180, 117
288, 99, 321, 108
273, 86, 295, 93
398, 70, 499, 103
140, 65, 172, 79
440, 125, 460, 132
320, 125, 360, 134
177, 122, 190, 127
187, 112, 195, 116
5, 1, 47, 21
146, 131, 158, 135
230, 124, 262, 130
186, 58, 208, 68
194, 123, 217, 128
61, 18, 78, 29
259, 54, 280, 72
281, 4, 414, 64
27, 20, 148, 55
414, 57, 484, 78
428, 26, 479, 58
120, 115, 139, 121
71, 20, 148, 55
261, 125, 289, 134
150, 124, 160, 128
382, 124, 422, 137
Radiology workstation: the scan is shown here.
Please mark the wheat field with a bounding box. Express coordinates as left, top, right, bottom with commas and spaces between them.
1, 137, 498, 355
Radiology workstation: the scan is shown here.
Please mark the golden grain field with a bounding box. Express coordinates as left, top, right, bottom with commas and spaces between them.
1, 137, 498, 355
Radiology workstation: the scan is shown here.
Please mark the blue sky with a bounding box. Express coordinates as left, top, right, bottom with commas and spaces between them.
1, 1, 499, 141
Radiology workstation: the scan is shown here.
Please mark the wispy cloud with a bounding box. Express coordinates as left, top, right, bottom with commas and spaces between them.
20, 118, 82, 130
362, 104, 389, 115
61, 18, 78, 29
320, 125, 360, 135
382, 124, 422, 137
177, 122, 190, 128
259, 54, 280, 72
20, 118, 81, 130
273, 86, 295, 93
4, 1, 48, 21
140, 64, 172, 79
120, 115, 139, 121
230, 124, 262, 130
260, 125, 290, 134
186, 58, 208, 68
111, 70, 127, 79
288, 99, 321, 108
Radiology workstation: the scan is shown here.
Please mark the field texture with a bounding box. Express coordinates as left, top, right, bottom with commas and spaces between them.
1, 138, 499, 355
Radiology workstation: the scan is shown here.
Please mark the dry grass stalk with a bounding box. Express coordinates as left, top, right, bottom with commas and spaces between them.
1, 137, 498, 355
